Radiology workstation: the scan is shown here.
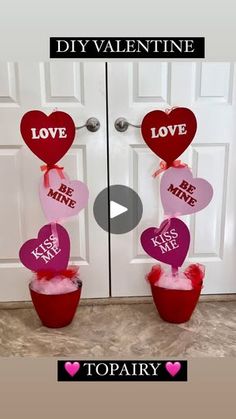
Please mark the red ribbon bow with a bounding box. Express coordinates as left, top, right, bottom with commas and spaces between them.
40, 164, 65, 188
152, 160, 188, 178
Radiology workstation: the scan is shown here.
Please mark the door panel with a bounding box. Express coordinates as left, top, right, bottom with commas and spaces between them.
108, 62, 236, 296
0, 62, 109, 301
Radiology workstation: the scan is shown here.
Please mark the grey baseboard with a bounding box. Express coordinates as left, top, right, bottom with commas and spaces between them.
0, 293, 236, 309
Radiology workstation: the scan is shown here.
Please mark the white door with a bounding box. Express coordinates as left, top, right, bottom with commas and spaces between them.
108, 61, 236, 296
0, 61, 109, 301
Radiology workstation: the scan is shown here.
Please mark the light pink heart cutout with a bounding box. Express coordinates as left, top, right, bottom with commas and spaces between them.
64, 362, 80, 377
165, 361, 181, 377
39, 169, 89, 222
160, 167, 213, 216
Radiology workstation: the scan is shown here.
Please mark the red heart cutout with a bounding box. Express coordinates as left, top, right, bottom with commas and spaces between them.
20, 110, 76, 165
141, 108, 197, 164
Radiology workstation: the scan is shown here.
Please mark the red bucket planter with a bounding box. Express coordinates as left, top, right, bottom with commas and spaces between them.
151, 283, 202, 324
30, 285, 82, 328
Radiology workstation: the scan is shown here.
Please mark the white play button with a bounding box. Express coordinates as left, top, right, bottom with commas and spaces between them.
110, 200, 128, 219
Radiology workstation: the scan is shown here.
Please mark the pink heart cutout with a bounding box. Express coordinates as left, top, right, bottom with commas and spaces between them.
165, 362, 181, 377
39, 169, 89, 222
160, 167, 213, 216
64, 362, 80, 377
19, 223, 70, 272
140, 218, 190, 267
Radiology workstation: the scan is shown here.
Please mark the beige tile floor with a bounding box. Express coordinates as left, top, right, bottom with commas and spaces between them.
0, 300, 236, 357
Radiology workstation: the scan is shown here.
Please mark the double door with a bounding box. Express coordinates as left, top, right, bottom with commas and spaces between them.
0, 61, 235, 300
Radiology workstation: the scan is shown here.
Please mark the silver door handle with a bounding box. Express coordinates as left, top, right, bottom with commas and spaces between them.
114, 117, 141, 132
76, 117, 100, 132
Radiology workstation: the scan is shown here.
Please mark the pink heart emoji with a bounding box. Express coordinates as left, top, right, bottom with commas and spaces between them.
39, 169, 89, 222
19, 223, 70, 272
160, 167, 213, 216
64, 362, 80, 377
140, 218, 190, 268
165, 362, 181, 377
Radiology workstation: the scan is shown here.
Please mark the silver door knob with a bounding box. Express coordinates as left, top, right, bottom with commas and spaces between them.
114, 117, 129, 132
114, 117, 141, 132
76, 117, 100, 132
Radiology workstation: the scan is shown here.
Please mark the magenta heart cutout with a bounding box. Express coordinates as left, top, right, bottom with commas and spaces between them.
64, 362, 80, 377
140, 218, 190, 267
160, 167, 213, 216
19, 223, 70, 272
165, 362, 181, 377
39, 169, 89, 222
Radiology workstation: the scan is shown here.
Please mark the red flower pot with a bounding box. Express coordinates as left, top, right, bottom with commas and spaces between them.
29, 285, 82, 328
151, 283, 202, 324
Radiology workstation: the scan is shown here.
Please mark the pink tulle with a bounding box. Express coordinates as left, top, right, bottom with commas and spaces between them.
146, 263, 205, 290
30, 274, 81, 295
158, 271, 193, 290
